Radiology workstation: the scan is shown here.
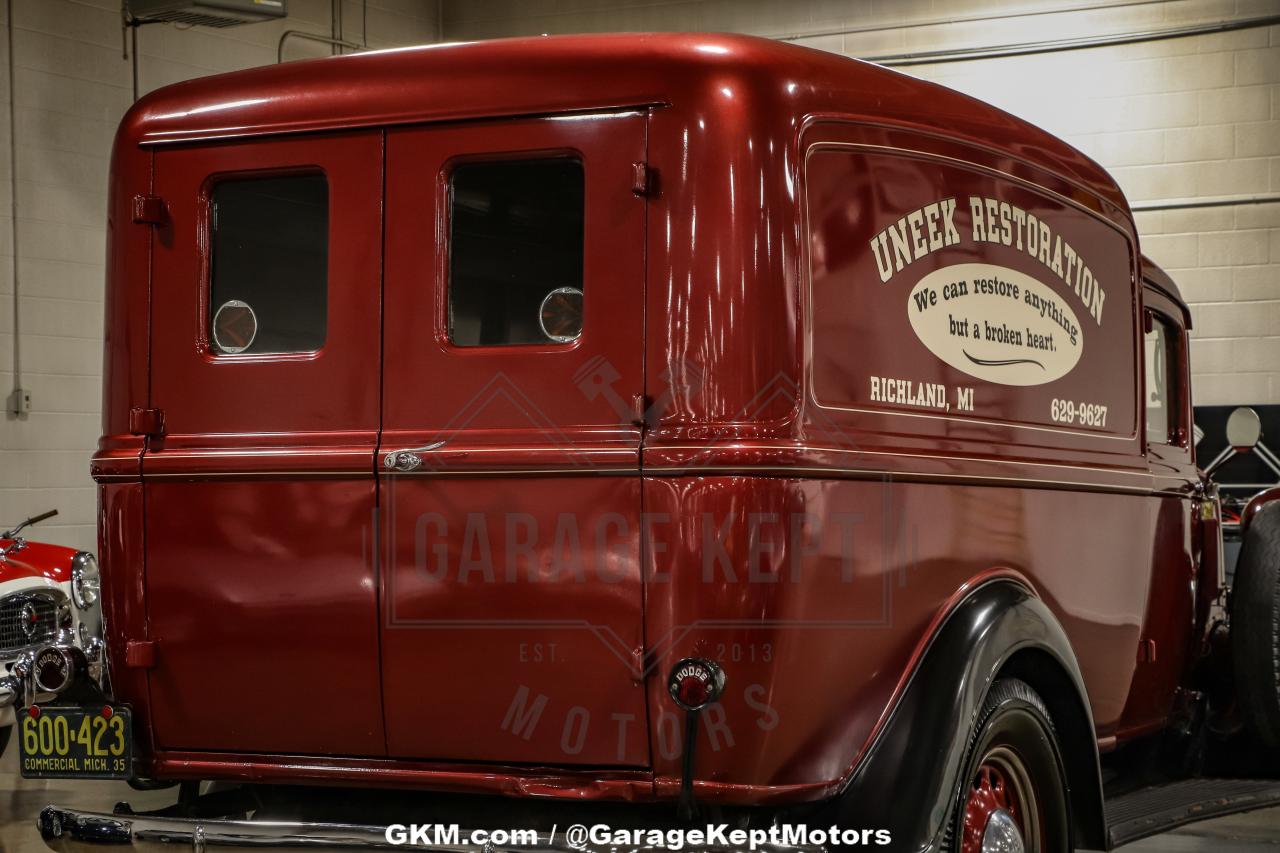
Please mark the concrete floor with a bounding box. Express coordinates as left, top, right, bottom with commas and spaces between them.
0, 742, 1276, 851
1120, 810, 1280, 851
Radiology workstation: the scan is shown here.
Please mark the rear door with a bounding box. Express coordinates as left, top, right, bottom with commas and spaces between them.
145, 133, 385, 756
379, 112, 649, 765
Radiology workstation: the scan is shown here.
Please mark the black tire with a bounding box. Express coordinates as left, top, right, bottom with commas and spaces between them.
1232, 500, 1280, 753
0, 725, 9, 758
946, 678, 1071, 853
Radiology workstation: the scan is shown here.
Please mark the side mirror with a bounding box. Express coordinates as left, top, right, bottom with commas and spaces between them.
1226, 406, 1262, 452
1204, 406, 1262, 479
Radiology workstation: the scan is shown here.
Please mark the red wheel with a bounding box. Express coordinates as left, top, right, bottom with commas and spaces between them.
961, 748, 1038, 853
949, 679, 1070, 853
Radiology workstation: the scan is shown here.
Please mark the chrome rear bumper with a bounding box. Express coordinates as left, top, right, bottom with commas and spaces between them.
39, 806, 826, 853
39, 807, 444, 852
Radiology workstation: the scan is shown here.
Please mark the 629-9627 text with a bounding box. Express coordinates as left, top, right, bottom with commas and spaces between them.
1050, 398, 1108, 428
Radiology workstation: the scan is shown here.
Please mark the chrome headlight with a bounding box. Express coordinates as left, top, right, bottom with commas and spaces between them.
71, 552, 100, 609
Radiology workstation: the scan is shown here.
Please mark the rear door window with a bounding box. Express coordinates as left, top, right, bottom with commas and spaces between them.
448, 158, 584, 346
209, 174, 329, 355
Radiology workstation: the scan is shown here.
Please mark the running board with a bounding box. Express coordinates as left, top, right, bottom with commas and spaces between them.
1106, 778, 1280, 848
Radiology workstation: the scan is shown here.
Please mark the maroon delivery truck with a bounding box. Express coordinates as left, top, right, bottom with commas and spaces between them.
22, 32, 1280, 853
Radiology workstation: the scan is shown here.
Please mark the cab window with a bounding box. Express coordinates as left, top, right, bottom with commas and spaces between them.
447, 158, 585, 347
1144, 311, 1183, 446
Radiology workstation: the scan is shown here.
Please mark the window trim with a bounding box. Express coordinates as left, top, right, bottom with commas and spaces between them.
437, 149, 588, 354
198, 166, 332, 364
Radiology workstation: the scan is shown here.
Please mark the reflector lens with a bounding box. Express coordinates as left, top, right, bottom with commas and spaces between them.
538, 287, 584, 343
677, 675, 710, 708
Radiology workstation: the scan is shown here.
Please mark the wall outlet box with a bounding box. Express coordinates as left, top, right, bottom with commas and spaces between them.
7, 387, 31, 416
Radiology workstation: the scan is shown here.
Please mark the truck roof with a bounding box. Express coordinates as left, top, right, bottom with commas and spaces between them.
120, 33, 1128, 216
1141, 254, 1193, 326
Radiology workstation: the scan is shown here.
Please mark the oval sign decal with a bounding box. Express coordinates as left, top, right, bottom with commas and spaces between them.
907, 263, 1083, 387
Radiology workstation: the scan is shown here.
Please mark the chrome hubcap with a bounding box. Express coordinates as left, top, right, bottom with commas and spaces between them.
982, 809, 1025, 853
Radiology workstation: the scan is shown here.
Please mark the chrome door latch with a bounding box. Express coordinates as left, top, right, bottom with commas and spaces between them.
382, 441, 446, 472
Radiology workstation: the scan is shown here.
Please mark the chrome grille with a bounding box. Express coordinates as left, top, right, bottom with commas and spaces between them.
0, 592, 60, 654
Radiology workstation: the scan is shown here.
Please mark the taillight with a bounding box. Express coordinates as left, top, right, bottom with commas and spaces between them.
32, 646, 87, 695
667, 658, 725, 711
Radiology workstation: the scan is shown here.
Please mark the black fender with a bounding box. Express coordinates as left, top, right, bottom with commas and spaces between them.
825, 577, 1106, 853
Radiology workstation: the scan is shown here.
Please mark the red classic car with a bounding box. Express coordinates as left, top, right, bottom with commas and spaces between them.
32, 32, 1280, 853
0, 510, 105, 756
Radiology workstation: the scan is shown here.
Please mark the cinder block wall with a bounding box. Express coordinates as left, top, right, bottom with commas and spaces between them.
445, 0, 1280, 408
0, 0, 440, 549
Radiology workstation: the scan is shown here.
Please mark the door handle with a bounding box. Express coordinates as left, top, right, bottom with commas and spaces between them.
382, 441, 446, 472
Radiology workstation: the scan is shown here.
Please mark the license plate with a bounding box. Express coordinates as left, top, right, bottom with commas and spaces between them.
18, 705, 132, 780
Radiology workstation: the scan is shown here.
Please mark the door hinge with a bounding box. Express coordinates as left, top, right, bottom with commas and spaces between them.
632, 393, 653, 428
128, 407, 165, 438
132, 194, 167, 225
125, 640, 157, 669
631, 162, 657, 197
630, 646, 646, 684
